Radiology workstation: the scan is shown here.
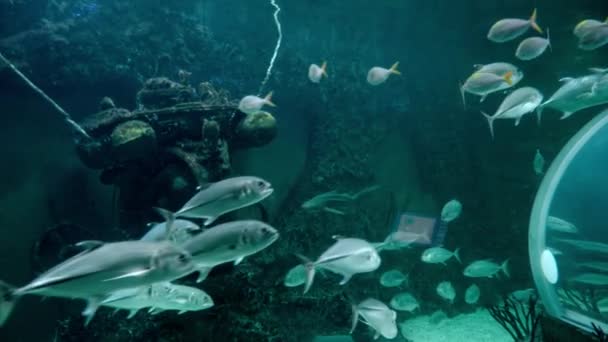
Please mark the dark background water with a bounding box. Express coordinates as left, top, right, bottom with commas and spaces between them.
0, 0, 607, 340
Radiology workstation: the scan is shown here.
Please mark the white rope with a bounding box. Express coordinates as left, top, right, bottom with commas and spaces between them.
0, 52, 91, 141
258, 0, 282, 96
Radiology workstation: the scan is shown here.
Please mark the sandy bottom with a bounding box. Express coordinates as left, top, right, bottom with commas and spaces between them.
400, 309, 512, 342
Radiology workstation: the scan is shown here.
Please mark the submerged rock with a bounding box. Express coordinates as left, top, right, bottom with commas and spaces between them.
235, 111, 277, 147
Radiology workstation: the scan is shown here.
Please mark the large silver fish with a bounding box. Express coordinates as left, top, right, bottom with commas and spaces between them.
179, 220, 279, 282
299, 237, 381, 294
164, 176, 274, 226
101, 282, 213, 318
481, 87, 543, 139
350, 298, 398, 340
538, 69, 608, 120
0, 240, 194, 326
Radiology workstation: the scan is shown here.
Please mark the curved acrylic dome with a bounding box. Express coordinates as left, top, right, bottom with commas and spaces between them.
530, 109, 608, 333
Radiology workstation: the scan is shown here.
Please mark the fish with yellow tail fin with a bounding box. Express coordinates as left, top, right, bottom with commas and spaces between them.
487, 8, 542, 43
460, 71, 513, 107
238, 92, 276, 114
308, 61, 328, 83
367, 61, 400, 86
574, 18, 608, 38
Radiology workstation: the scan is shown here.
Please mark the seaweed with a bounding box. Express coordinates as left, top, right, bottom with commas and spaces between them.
487, 294, 542, 342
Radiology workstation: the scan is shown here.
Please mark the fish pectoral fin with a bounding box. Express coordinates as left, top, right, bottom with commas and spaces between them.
576, 92, 593, 100
323, 207, 346, 215
514, 117, 522, 126
82, 297, 102, 326
479, 94, 487, 103
196, 267, 212, 283
127, 309, 138, 319
350, 304, 359, 334
234, 257, 245, 266
102, 269, 151, 282
148, 307, 164, 315
101, 289, 141, 304
75, 240, 105, 251
178, 310, 187, 315
203, 216, 217, 226
559, 111, 574, 120
339, 274, 353, 285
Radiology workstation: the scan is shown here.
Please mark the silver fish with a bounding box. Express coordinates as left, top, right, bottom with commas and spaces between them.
379, 270, 408, 287
436, 281, 456, 303
464, 284, 480, 304
180, 220, 279, 282
574, 19, 607, 38
351, 298, 398, 340
0, 240, 194, 326
440, 199, 462, 222
516, 29, 551, 61
367, 62, 400, 86
165, 176, 274, 226
238, 92, 276, 114
101, 283, 213, 318
533, 149, 545, 176
284, 264, 307, 288
481, 87, 543, 139
556, 238, 608, 254
487, 9, 542, 43
301, 185, 380, 215
539, 69, 608, 120
460, 71, 513, 106
547, 216, 578, 234
389, 292, 419, 312
463, 259, 510, 278
141, 219, 200, 244
299, 237, 381, 294
570, 273, 608, 286
421, 247, 461, 265
578, 24, 608, 51
308, 62, 327, 83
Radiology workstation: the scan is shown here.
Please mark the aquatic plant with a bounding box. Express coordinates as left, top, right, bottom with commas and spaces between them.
487, 294, 542, 341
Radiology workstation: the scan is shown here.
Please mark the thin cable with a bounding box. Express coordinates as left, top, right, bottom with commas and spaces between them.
258, 0, 282, 96
0, 52, 91, 142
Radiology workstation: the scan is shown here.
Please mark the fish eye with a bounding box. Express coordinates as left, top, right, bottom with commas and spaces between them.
257, 181, 266, 188
178, 253, 189, 263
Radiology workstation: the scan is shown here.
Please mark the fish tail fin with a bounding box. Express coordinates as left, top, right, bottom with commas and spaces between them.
453, 248, 462, 264
459, 82, 467, 109
321, 61, 328, 77
503, 71, 513, 85
353, 185, 381, 199
389, 61, 401, 75
0, 281, 17, 327
349, 303, 359, 334
153, 207, 175, 240
295, 254, 315, 294
530, 8, 542, 34
264, 91, 276, 107
481, 111, 496, 140
501, 259, 511, 278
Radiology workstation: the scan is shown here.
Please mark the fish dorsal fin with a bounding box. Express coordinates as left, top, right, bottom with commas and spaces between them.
473, 64, 483, 70
559, 77, 574, 83
350, 304, 359, 334
75, 240, 105, 251
195, 183, 212, 191
332, 235, 349, 240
